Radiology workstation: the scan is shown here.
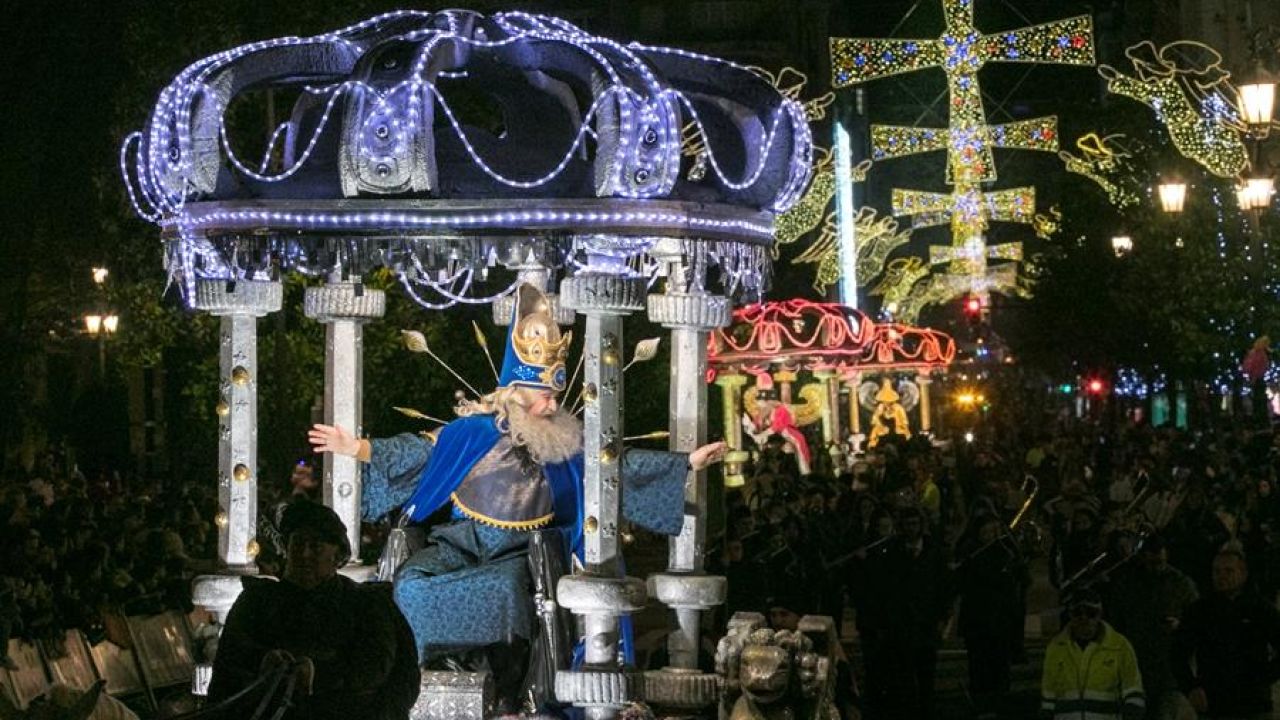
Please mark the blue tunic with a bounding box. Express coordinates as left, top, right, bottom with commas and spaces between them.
361, 415, 688, 661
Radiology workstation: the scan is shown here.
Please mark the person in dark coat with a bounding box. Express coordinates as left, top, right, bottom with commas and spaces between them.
857, 507, 953, 720
207, 501, 421, 720
1173, 548, 1280, 720
1103, 535, 1198, 720
955, 514, 1027, 719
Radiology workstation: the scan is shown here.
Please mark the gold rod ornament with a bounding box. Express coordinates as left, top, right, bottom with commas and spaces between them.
471, 320, 500, 382
392, 406, 448, 425
401, 330, 483, 398
564, 353, 586, 413
623, 431, 670, 442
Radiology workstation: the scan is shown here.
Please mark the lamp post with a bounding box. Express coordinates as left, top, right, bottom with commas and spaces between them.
84, 267, 118, 377
83, 311, 119, 376
1111, 234, 1133, 258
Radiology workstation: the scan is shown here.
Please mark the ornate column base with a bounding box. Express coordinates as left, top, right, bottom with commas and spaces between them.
554, 575, 647, 717
410, 671, 494, 720
190, 573, 255, 696
643, 573, 726, 711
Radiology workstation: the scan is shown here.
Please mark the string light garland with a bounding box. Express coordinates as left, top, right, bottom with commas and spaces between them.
1099, 41, 1249, 178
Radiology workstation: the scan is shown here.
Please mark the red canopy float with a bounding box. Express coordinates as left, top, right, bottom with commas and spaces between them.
706, 299, 955, 483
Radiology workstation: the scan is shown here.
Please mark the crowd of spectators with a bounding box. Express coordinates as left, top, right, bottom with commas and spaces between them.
713, 403, 1280, 720
8, 398, 1280, 719
0, 457, 329, 677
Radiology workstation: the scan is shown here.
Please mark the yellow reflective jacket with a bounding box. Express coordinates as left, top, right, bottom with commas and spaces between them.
1041, 622, 1145, 720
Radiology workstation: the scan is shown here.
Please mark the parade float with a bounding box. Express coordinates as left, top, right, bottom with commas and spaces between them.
117, 8, 851, 720
707, 300, 956, 486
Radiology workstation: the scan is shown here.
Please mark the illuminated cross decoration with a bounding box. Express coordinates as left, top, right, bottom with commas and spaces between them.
831, 0, 1094, 302
893, 183, 1034, 295
831, 0, 1093, 183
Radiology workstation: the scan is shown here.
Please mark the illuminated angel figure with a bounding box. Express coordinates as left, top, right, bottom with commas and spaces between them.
1099, 40, 1249, 178
1058, 133, 1141, 208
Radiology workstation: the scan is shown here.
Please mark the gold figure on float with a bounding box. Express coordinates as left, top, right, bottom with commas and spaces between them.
863, 378, 913, 448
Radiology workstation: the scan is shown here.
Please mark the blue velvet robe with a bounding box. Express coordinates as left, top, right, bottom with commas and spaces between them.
361, 415, 688, 661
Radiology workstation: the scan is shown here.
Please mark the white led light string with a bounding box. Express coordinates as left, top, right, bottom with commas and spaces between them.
126, 8, 806, 227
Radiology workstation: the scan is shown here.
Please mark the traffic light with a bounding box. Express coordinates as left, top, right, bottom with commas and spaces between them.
1086, 378, 1106, 395
963, 295, 982, 322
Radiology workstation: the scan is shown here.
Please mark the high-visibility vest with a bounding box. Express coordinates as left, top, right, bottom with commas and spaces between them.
1041, 622, 1145, 720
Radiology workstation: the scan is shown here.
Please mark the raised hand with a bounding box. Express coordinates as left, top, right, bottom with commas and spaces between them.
690, 441, 728, 471
308, 424, 360, 457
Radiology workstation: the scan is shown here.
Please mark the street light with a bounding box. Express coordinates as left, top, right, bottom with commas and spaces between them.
91, 267, 109, 285
1157, 180, 1187, 213
1238, 176, 1275, 210
83, 311, 118, 376
1111, 235, 1133, 257
1238, 73, 1276, 137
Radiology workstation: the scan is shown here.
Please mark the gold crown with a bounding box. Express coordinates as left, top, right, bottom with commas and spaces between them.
512, 310, 572, 367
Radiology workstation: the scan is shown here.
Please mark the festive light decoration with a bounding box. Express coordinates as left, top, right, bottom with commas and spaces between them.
1058, 132, 1141, 208
893, 186, 1036, 229
831, 0, 1094, 306
122, 10, 813, 308
1033, 206, 1063, 239
776, 148, 913, 293
832, 2, 1092, 181
1099, 41, 1249, 178
872, 258, 1028, 324
707, 299, 956, 373
760, 69, 902, 294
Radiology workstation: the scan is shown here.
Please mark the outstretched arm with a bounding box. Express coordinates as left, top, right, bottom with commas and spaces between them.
621, 442, 726, 536
309, 424, 435, 521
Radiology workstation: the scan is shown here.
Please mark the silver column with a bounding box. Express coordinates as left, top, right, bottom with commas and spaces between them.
195, 280, 282, 572
304, 281, 386, 562
189, 279, 282, 697
643, 278, 730, 711
555, 272, 646, 720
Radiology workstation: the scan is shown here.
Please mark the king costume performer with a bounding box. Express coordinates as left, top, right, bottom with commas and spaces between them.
311, 284, 719, 667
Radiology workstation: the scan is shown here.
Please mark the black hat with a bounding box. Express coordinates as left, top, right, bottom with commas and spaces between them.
1065, 588, 1103, 611
280, 500, 352, 565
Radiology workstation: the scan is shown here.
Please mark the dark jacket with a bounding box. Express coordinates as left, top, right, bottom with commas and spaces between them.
856, 536, 953, 647
207, 575, 420, 720
1173, 591, 1280, 716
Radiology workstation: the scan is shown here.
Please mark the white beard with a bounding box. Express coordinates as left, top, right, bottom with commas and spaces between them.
505, 404, 583, 464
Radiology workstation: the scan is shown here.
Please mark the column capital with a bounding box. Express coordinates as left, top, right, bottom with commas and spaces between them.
714, 371, 750, 389
560, 274, 646, 315
492, 292, 576, 326
303, 283, 386, 322
194, 279, 282, 317
645, 293, 731, 330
